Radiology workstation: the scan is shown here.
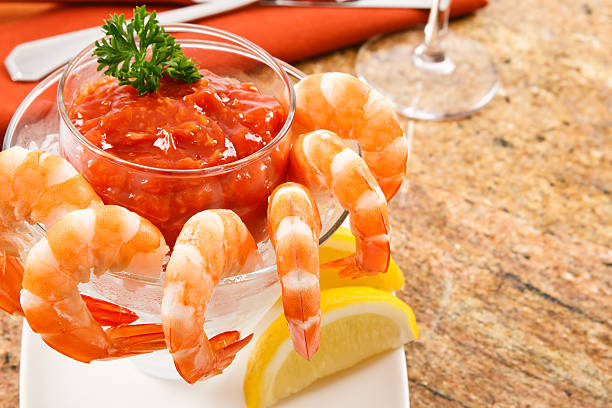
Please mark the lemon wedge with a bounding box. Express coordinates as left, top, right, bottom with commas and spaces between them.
244, 286, 418, 408
319, 227, 404, 292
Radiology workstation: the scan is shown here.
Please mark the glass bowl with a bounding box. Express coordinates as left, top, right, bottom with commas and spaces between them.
58, 25, 298, 246
4, 25, 347, 379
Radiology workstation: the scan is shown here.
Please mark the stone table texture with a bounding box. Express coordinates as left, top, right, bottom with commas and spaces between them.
1, 0, 611, 407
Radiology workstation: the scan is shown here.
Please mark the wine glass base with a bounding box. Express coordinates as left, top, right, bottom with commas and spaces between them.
356, 32, 500, 120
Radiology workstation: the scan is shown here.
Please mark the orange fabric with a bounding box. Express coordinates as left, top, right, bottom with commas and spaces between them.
0, 3, 55, 23
0, 1, 487, 137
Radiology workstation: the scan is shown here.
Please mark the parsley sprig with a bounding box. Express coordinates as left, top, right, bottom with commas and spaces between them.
94, 6, 202, 95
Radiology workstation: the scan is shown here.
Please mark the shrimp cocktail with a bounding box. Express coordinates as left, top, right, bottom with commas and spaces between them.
0, 7, 409, 384
60, 16, 293, 247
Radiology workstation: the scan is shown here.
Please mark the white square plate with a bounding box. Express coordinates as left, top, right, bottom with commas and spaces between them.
20, 302, 410, 408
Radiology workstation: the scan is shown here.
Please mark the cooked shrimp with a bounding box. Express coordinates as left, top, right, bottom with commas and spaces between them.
0, 146, 102, 314
162, 209, 259, 383
293, 72, 408, 201
267, 182, 322, 360
0, 146, 102, 235
20, 204, 169, 363
289, 130, 390, 278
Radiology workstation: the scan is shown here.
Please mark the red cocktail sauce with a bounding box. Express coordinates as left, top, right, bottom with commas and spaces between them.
70, 70, 286, 169
68, 70, 288, 244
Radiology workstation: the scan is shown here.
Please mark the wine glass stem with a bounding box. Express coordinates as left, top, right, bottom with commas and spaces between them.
414, 0, 451, 64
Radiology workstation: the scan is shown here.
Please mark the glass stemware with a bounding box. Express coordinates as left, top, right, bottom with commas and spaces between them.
355, 0, 499, 120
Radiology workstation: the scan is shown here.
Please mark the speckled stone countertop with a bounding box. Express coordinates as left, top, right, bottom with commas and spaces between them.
296, 1, 611, 405
1, 0, 611, 407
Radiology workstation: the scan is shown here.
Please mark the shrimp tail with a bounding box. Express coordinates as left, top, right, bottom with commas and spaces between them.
321, 256, 363, 280
209, 331, 253, 372
0, 251, 23, 315
284, 291, 321, 360
35, 321, 166, 364
322, 246, 390, 280
35, 322, 167, 363
81, 295, 139, 327
105, 323, 167, 359
174, 331, 253, 383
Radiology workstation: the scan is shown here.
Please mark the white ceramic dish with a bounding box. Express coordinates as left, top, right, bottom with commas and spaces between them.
20, 299, 410, 408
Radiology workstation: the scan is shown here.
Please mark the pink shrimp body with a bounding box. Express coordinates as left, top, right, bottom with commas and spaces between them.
162, 209, 259, 384
20, 204, 169, 363
0, 146, 103, 315
0, 147, 102, 236
294, 72, 408, 201
267, 182, 322, 360
289, 130, 390, 278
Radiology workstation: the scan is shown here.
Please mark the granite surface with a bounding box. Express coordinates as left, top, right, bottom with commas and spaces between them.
1, 0, 611, 407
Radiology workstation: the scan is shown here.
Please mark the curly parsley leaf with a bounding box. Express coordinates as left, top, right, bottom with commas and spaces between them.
93, 6, 202, 95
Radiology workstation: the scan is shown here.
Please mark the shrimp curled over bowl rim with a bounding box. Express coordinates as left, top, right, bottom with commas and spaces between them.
267, 182, 322, 360
293, 72, 408, 202
0, 146, 102, 315
162, 209, 259, 384
289, 130, 391, 279
20, 204, 169, 363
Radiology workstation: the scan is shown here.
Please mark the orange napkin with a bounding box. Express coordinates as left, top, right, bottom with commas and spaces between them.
0, 1, 487, 138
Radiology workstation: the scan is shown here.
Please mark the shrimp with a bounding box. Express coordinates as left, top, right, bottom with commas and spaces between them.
20, 204, 170, 363
0, 146, 102, 315
293, 72, 408, 201
267, 182, 322, 360
0, 146, 102, 236
162, 209, 259, 383
0, 147, 143, 326
289, 130, 390, 278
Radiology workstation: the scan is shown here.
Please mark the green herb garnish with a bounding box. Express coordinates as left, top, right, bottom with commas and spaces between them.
93, 6, 202, 95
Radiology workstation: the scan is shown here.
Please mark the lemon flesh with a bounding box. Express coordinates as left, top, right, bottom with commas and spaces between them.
244, 287, 418, 408
319, 227, 405, 292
